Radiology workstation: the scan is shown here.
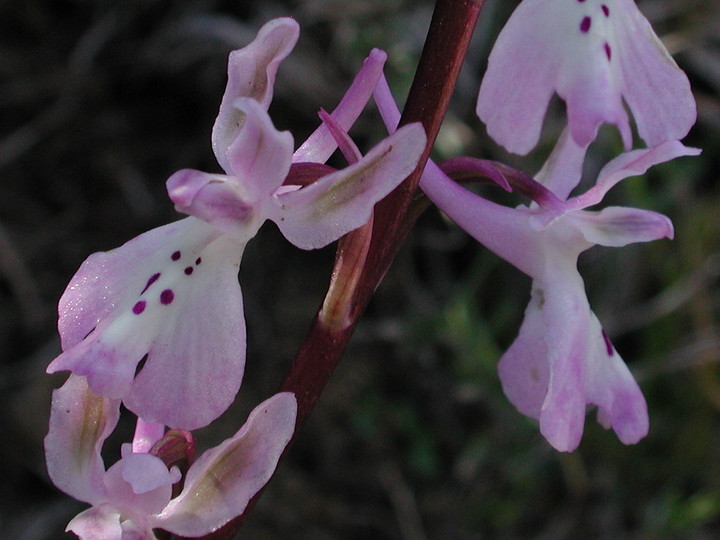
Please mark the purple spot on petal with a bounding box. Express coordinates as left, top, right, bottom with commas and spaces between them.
171, 251, 181, 261
133, 301, 146, 315
195, 257, 202, 265
184, 266, 194, 275
601, 4, 609, 16
160, 289, 175, 305
601, 329, 614, 357
141, 272, 161, 294
580, 16, 591, 33
604, 42, 612, 60
577, 0, 586, 3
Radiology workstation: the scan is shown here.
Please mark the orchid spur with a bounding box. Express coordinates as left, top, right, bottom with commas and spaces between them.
46, 18, 427, 430
476, 0, 696, 154
45, 375, 296, 539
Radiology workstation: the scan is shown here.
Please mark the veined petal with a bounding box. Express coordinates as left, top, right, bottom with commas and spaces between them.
268, 123, 426, 250
44, 375, 119, 504
66, 504, 124, 540
613, 0, 696, 146
123, 234, 246, 430
212, 17, 299, 172
154, 393, 297, 536
586, 315, 649, 444
224, 98, 294, 196
570, 206, 674, 247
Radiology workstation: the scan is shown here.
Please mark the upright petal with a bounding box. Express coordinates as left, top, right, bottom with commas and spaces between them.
268, 123, 426, 250
45, 375, 119, 504
212, 17, 299, 171
154, 393, 297, 536
294, 48, 387, 164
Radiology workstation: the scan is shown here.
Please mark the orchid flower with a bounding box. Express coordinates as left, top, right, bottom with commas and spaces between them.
420, 140, 699, 451
45, 375, 296, 539
46, 18, 427, 430
373, 75, 699, 450
476, 0, 696, 154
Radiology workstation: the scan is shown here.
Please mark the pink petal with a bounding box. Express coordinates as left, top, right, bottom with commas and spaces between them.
497, 287, 550, 420
534, 128, 588, 200
294, 48, 387, 163
66, 505, 123, 540
613, 0, 696, 146
571, 206, 674, 246
212, 18, 299, 172
224, 98, 294, 196
123, 234, 246, 430
167, 169, 259, 237
154, 393, 297, 536
476, 0, 561, 154
268, 123, 426, 250
571, 141, 701, 210
44, 375, 119, 504
585, 316, 649, 444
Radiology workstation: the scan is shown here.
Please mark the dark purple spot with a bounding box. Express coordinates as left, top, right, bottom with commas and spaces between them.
171, 251, 181, 261
160, 289, 175, 305
580, 16, 591, 33
132, 301, 147, 315
134, 354, 148, 377
601, 4, 609, 16
195, 257, 202, 265
141, 272, 161, 294
184, 266, 194, 275
601, 329, 614, 357
577, 0, 586, 2
604, 42, 612, 60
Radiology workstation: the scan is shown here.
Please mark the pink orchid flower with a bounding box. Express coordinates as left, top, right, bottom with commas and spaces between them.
373, 75, 698, 450
45, 375, 296, 539
420, 140, 699, 451
46, 18, 426, 430
477, 0, 696, 154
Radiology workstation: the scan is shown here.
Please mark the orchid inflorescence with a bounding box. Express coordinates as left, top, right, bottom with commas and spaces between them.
45, 2, 698, 538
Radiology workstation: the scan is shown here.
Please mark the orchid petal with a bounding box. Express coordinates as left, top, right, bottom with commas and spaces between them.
294, 48, 387, 163
269, 123, 426, 250
476, 0, 560, 154
66, 505, 124, 540
586, 315, 649, 444
574, 141, 701, 208
44, 375, 119, 504
123, 234, 246, 430
212, 17, 299, 172
154, 393, 297, 536
613, 0, 696, 146
224, 98, 294, 194
571, 206, 674, 247
534, 128, 588, 200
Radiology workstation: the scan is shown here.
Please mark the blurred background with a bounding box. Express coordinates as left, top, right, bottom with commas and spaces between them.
1, 0, 719, 538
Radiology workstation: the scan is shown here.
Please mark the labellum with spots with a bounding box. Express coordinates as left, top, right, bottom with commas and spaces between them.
476, 0, 696, 154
